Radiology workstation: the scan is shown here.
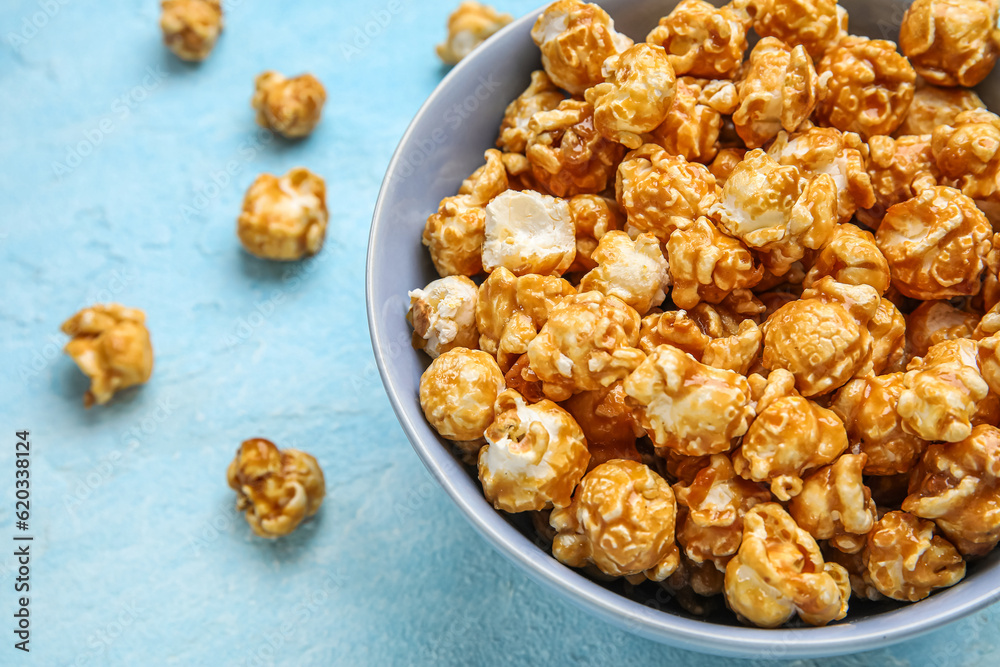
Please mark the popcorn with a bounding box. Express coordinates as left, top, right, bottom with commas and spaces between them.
560, 382, 642, 469
497, 71, 565, 154
724, 503, 850, 627
504, 354, 547, 403
623, 345, 754, 457
237, 168, 328, 261
583, 44, 676, 150
526, 291, 645, 401
815, 37, 916, 139
802, 224, 890, 295
551, 460, 680, 581
708, 148, 746, 186
478, 389, 590, 512
252, 72, 327, 139
732, 37, 817, 149
482, 190, 576, 276
419, 348, 506, 443
666, 216, 763, 310
903, 424, 1000, 556
864, 511, 966, 601
62, 304, 154, 407
709, 149, 837, 277
226, 438, 325, 538
160, 0, 222, 62
858, 134, 940, 228
407, 276, 480, 359
822, 545, 884, 602
931, 109, 1000, 204
579, 230, 670, 315
900, 0, 1000, 87
749, 0, 843, 60
530, 0, 633, 95
639, 308, 762, 375
436, 1, 513, 64
906, 300, 979, 359
566, 194, 623, 272
647, 78, 739, 164
897, 83, 985, 136
646, 0, 752, 79
875, 186, 992, 300
788, 454, 877, 553
867, 297, 908, 376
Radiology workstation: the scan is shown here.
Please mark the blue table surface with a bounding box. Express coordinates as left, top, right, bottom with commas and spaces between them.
1, 0, 998, 665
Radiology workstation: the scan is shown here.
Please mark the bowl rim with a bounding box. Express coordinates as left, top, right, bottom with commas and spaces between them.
366, 1, 1000, 657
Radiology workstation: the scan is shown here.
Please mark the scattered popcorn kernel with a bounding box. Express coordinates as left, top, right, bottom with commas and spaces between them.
408, 276, 480, 359
709, 149, 837, 277
900, 0, 1000, 88
898, 338, 989, 442
526, 99, 626, 197
483, 189, 576, 276
567, 194, 623, 272
815, 37, 916, 139
802, 224, 890, 295
424, 149, 510, 276
875, 186, 992, 300
616, 144, 718, 243
667, 216, 763, 310
733, 369, 848, 500
864, 511, 965, 601
586, 43, 678, 151
931, 109, 1000, 203
906, 300, 979, 359
530, 0, 633, 95
732, 37, 817, 149
479, 389, 590, 512
160, 0, 222, 62
419, 348, 506, 442
560, 381, 643, 470
62, 304, 154, 408
646, 78, 738, 164
749, 0, 842, 60
724, 503, 850, 627
623, 345, 754, 457
708, 148, 747, 185
252, 72, 326, 139
646, 0, 752, 79
858, 134, 940, 228
579, 230, 670, 315
226, 438, 325, 538
789, 454, 877, 553
497, 71, 566, 154
476, 267, 576, 372
551, 460, 680, 581
897, 83, 985, 136
904, 424, 1000, 556
436, 1, 513, 65
237, 167, 327, 261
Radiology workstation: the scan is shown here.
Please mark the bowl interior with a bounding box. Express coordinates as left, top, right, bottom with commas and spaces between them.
367, 0, 1000, 657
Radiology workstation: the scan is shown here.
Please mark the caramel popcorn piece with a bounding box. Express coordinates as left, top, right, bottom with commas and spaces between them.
419, 348, 506, 444
407, 276, 479, 359
858, 134, 940, 228
526, 291, 644, 401
504, 354, 546, 403
904, 424, 1000, 556
907, 300, 979, 359
551, 460, 680, 581
867, 297, 908, 376
724, 503, 850, 627
623, 345, 754, 457
646, 0, 752, 79
802, 224, 890, 295
815, 37, 916, 139
436, 1, 513, 65
932, 109, 1000, 204
251, 72, 326, 139
639, 308, 762, 375
638, 310, 712, 358
788, 454, 877, 554
160, 0, 222, 62
864, 511, 966, 601
666, 216, 763, 310
822, 545, 885, 602
479, 389, 590, 512
579, 230, 670, 315
709, 149, 837, 277
647, 78, 739, 164
897, 83, 985, 136
62, 304, 154, 408
585, 43, 677, 149
237, 167, 327, 261
732, 37, 817, 149
226, 438, 325, 538
497, 71, 566, 154
566, 194, 623, 272
733, 369, 848, 500
530, 0, 633, 95
423, 149, 509, 276
875, 186, 992, 300
482, 189, 576, 276
900, 0, 1000, 88
707, 148, 746, 186
749, 0, 843, 60
560, 382, 642, 470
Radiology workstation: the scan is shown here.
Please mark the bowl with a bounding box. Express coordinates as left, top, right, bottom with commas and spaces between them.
366, 0, 1000, 657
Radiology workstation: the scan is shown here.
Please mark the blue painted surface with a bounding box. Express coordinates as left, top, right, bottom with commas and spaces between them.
0, 0, 997, 665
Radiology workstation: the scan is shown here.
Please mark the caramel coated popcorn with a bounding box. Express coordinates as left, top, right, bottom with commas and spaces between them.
160, 0, 222, 62
666, 216, 763, 309
408, 276, 480, 359
252, 72, 326, 139
227, 438, 325, 538
482, 189, 576, 276
62, 304, 154, 407
497, 71, 565, 154
647, 78, 739, 164
561, 382, 642, 469
788, 454, 876, 553
638, 309, 762, 375
900, 0, 1000, 87
436, 1, 513, 65
858, 134, 940, 227
932, 109, 1000, 204
897, 83, 985, 136
864, 511, 966, 601
646, 0, 752, 79
750, 0, 842, 60
579, 230, 669, 315
802, 224, 890, 295
419, 348, 506, 443
567, 194, 623, 272
906, 300, 978, 358
237, 167, 327, 261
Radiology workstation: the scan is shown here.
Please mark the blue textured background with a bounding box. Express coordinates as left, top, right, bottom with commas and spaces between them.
0, 0, 997, 665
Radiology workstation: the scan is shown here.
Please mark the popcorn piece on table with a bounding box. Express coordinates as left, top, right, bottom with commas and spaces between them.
749, 0, 844, 61
666, 216, 763, 310
858, 134, 940, 228
62, 304, 154, 408
436, 1, 513, 65
864, 511, 966, 601
897, 82, 985, 136
252, 72, 326, 140
579, 230, 670, 315
237, 167, 327, 261
407, 276, 479, 359
645, 0, 752, 79
900, 0, 1000, 88
788, 454, 876, 554
160, 0, 222, 62
566, 194, 623, 272
226, 438, 325, 538
801, 224, 889, 295
530, 0, 633, 95
478, 389, 590, 512
906, 300, 979, 359
560, 381, 642, 470
551, 459, 680, 582
497, 71, 565, 154
482, 189, 576, 276
646, 78, 739, 164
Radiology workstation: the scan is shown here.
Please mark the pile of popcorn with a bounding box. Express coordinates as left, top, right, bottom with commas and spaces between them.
410, 0, 1000, 627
